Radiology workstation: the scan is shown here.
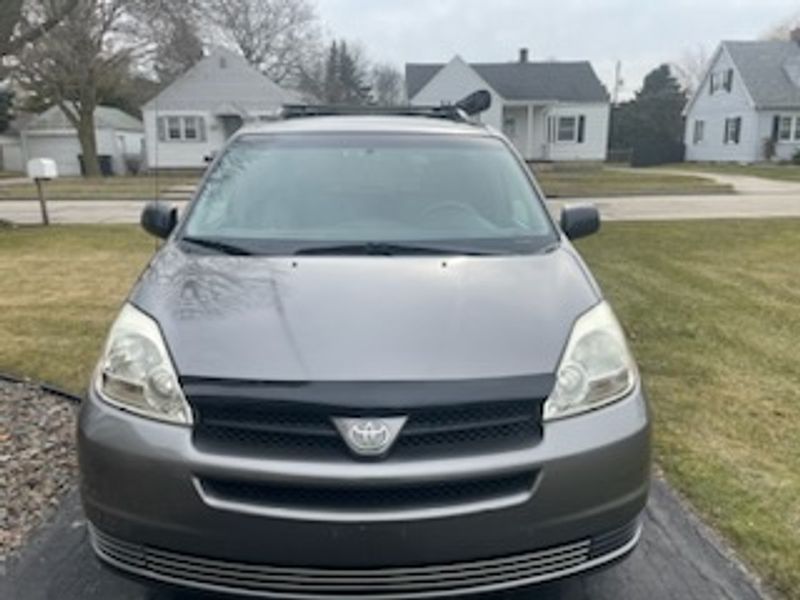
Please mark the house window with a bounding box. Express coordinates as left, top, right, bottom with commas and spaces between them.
184, 117, 198, 140
778, 116, 793, 141
723, 69, 734, 92
693, 120, 705, 144
167, 117, 181, 140
709, 72, 719, 94
557, 116, 577, 142
793, 117, 800, 141
157, 116, 206, 142
503, 116, 517, 139
723, 117, 741, 144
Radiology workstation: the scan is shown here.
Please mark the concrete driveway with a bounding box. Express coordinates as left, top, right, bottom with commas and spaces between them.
3, 478, 768, 600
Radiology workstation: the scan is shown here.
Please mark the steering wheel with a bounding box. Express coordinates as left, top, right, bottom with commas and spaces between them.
422, 202, 482, 221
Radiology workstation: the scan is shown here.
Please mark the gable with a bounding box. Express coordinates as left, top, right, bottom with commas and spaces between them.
144, 48, 301, 113
407, 60, 608, 103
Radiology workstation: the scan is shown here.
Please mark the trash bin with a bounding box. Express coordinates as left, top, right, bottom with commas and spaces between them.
78, 154, 114, 176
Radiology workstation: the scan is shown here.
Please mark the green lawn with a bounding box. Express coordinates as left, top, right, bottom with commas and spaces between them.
1, 221, 799, 596
0, 174, 200, 200
532, 165, 733, 197
0, 166, 733, 201
668, 162, 800, 182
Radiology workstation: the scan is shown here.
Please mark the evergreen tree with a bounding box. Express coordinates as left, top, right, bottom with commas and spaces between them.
609, 64, 687, 165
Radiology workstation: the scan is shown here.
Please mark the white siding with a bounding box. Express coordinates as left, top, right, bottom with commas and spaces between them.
544, 103, 610, 161
685, 47, 760, 162
0, 136, 23, 172
143, 109, 224, 170
22, 128, 143, 176
410, 56, 504, 132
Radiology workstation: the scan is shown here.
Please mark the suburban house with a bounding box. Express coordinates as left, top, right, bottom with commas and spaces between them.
142, 48, 302, 170
17, 105, 143, 176
684, 35, 800, 162
406, 50, 610, 161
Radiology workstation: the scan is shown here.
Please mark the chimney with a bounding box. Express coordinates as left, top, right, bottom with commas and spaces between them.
791, 27, 800, 45
519, 48, 529, 63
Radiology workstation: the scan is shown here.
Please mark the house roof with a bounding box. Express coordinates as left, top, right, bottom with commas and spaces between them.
406, 60, 609, 103
722, 40, 800, 109
24, 105, 143, 132
143, 48, 302, 112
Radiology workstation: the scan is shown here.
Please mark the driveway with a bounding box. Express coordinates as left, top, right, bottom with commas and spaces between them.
3, 478, 767, 600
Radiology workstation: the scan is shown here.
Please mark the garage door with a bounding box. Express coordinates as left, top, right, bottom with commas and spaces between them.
25, 135, 83, 176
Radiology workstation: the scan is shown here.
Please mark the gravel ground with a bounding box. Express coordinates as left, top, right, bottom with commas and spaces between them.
0, 380, 77, 566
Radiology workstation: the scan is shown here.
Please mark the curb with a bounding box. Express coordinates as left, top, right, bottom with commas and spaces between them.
0, 372, 83, 404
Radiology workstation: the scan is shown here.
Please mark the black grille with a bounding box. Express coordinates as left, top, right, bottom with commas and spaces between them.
199, 472, 537, 512
192, 400, 541, 460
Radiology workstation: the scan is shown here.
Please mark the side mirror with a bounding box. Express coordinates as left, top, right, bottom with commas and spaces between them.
141, 201, 177, 239
560, 204, 600, 240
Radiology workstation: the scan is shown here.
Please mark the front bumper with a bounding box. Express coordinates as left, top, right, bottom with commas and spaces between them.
78, 385, 651, 598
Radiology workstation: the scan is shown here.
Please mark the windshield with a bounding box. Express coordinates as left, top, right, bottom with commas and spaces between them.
181, 133, 557, 255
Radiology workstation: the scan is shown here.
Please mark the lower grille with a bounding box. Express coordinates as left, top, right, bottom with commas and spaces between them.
198, 472, 537, 514
90, 521, 640, 598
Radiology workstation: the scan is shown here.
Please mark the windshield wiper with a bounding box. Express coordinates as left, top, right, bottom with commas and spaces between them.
180, 236, 253, 256
294, 242, 496, 256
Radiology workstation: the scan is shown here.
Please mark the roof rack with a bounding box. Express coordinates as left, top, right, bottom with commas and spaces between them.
281, 90, 492, 123
281, 104, 470, 122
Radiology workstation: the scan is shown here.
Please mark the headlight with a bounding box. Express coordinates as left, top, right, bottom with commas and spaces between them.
95, 303, 191, 424
543, 301, 637, 421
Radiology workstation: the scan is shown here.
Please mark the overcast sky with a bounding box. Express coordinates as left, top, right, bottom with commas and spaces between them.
315, 0, 800, 98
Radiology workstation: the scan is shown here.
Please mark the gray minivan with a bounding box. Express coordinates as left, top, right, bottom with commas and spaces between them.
78, 99, 651, 598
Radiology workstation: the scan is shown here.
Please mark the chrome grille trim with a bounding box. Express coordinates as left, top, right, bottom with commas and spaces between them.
90, 523, 641, 599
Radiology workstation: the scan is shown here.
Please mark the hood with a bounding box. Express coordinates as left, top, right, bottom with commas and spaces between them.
130, 245, 599, 382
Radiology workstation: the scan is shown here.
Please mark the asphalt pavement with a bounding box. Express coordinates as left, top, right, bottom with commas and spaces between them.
3, 478, 768, 600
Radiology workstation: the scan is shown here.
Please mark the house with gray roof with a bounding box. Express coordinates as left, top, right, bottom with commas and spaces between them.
684, 36, 800, 162
142, 48, 302, 170
19, 105, 143, 176
406, 50, 610, 161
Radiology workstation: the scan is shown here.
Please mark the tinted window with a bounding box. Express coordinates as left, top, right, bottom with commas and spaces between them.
183, 133, 556, 254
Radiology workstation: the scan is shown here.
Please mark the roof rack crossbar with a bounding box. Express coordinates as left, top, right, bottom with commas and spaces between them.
280, 104, 470, 122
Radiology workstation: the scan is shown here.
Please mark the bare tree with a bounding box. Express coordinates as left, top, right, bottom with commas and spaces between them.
763, 12, 800, 40
14, 0, 140, 176
127, 0, 204, 85
199, 0, 321, 85
671, 45, 709, 95
0, 0, 79, 66
371, 63, 404, 106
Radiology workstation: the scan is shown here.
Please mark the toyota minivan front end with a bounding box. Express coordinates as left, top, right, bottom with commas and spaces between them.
78, 107, 650, 598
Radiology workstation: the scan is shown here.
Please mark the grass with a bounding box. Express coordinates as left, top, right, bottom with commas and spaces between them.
1, 221, 799, 596
576, 219, 800, 598
0, 174, 200, 200
0, 226, 155, 391
532, 165, 733, 197
670, 162, 800, 182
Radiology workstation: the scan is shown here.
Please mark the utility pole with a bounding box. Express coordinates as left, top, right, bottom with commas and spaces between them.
612, 60, 623, 106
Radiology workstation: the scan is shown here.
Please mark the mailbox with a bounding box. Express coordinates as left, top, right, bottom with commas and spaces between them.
27, 158, 58, 180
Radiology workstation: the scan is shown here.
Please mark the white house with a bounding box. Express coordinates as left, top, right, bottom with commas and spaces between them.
20, 106, 144, 176
406, 50, 610, 161
142, 48, 302, 170
685, 36, 800, 163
